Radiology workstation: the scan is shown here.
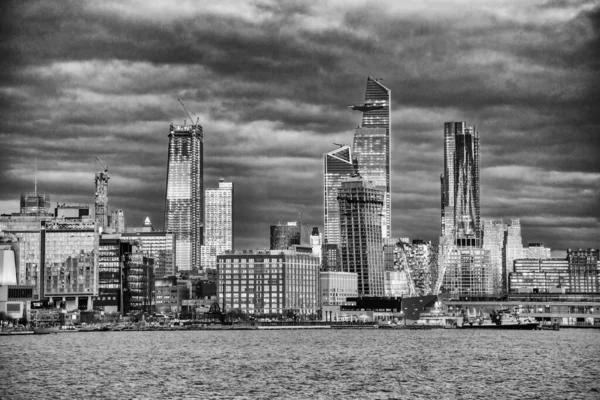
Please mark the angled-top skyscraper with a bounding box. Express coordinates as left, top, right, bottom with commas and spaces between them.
350, 77, 391, 238
324, 144, 354, 245
164, 123, 203, 272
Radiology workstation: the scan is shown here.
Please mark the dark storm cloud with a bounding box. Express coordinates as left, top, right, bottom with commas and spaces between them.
0, 0, 598, 251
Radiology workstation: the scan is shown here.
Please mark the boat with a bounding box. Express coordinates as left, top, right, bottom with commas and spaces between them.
57, 325, 80, 332
461, 308, 539, 330
33, 326, 60, 334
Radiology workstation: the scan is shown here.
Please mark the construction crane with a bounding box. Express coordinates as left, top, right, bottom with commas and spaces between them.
178, 99, 199, 126
95, 156, 108, 172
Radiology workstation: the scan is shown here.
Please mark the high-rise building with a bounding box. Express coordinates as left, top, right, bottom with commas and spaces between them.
504, 218, 524, 289
524, 243, 552, 259
338, 177, 385, 296
95, 168, 109, 232
20, 192, 51, 215
349, 77, 391, 238
270, 222, 300, 250
482, 220, 507, 294
441, 122, 480, 241
96, 237, 132, 312
323, 145, 354, 245
121, 228, 176, 278
123, 251, 154, 314
201, 179, 234, 271
109, 209, 125, 234
164, 123, 203, 271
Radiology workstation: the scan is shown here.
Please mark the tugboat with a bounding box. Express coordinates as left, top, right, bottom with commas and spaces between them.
462, 308, 539, 330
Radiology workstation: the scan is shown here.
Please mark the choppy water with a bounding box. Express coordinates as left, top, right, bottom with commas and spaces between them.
1, 329, 599, 399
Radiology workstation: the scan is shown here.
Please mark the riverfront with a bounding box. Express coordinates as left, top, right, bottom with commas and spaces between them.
2, 329, 599, 399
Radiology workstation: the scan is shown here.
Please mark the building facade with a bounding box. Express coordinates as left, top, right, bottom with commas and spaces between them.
109, 209, 125, 234
349, 77, 391, 239
270, 222, 300, 250
120, 231, 175, 278
441, 247, 492, 296
567, 249, 599, 293
440, 122, 480, 241
217, 248, 320, 316
123, 252, 154, 314
524, 243, 552, 259
510, 258, 570, 293
320, 271, 358, 306
201, 179, 233, 271
324, 145, 354, 245
164, 123, 203, 272
95, 168, 109, 232
20, 192, 51, 215
338, 177, 385, 296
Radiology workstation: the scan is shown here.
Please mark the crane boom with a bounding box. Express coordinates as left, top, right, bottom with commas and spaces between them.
178, 99, 198, 126
95, 156, 108, 172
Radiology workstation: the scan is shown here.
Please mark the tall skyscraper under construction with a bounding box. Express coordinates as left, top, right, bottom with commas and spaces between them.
440, 121, 480, 242
349, 77, 391, 238
95, 163, 109, 232
323, 145, 354, 245
164, 123, 203, 271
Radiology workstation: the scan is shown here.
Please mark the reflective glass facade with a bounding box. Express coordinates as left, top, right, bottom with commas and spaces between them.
338, 177, 385, 296
441, 122, 480, 240
201, 179, 233, 270
351, 77, 391, 238
120, 232, 175, 278
123, 253, 154, 313
164, 124, 203, 271
324, 145, 354, 245
441, 247, 492, 295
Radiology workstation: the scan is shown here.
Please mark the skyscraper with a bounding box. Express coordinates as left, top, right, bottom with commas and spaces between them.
95, 167, 109, 232
164, 123, 203, 272
338, 176, 385, 296
504, 218, 524, 289
201, 179, 234, 271
441, 122, 480, 241
324, 145, 354, 245
350, 77, 391, 238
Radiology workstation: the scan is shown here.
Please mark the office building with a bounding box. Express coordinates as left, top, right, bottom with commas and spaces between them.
510, 258, 569, 293
440, 122, 480, 241
95, 237, 132, 312
95, 167, 109, 231
123, 252, 154, 314
42, 219, 98, 310
338, 177, 385, 296
321, 243, 341, 272
270, 222, 300, 250
567, 249, 599, 293
524, 243, 552, 259
20, 192, 51, 215
201, 179, 233, 270
109, 209, 125, 234
349, 77, 391, 238
217, 247, 320, 316
504, 219, 524, 288
164, 123, 203, 272
323, 145, 355, 244
320, 271, 358, 306
121, 229, 175, 278
482, 220, 506, 294
441, 247, 493, 295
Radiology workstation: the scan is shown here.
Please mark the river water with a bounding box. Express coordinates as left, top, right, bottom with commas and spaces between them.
1, 329, 599, 399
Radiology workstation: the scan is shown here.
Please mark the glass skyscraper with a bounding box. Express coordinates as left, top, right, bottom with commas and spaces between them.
323, 145, 354, 245
350, 77, 391, 238
164, 123, 203, 272
441, 122, 480, 241
338, 177, 386, 296
201, 179, 234, 270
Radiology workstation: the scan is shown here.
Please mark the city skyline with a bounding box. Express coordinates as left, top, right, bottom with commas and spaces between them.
0, 1, 598, 253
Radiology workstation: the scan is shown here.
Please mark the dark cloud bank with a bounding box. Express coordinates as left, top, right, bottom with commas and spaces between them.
0, 0, 598, 252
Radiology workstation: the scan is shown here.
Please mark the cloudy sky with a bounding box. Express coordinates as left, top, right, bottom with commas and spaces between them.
0, 0, 598, 253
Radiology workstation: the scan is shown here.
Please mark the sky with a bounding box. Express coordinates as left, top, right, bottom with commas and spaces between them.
0, 0, 598, 253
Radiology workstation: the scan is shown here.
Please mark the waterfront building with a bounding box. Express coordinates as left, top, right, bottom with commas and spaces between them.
509, 258, 569, 293
121, 228, 175, 278
95, 167, 109, 232
270, 222, 300, 250
320, 271, 358, 307
338, 177, 385, 296
440, 122, 480, 241
324, 145, 355, 245
164, 123, 204, 272
123, 252, 154, 314
109, 209, 125, 234
201, 179, 234, 271
217, 247, 320, 316
20, 192, 51, 215
567, 249, 599, 293
0, 238, 34, 320
154, 276, 189, 314
42, 219, 98, 311
441, 247, 493, 296
524, 242, 552, 259
95, 237, 132, 312
349, 77, 392, 238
